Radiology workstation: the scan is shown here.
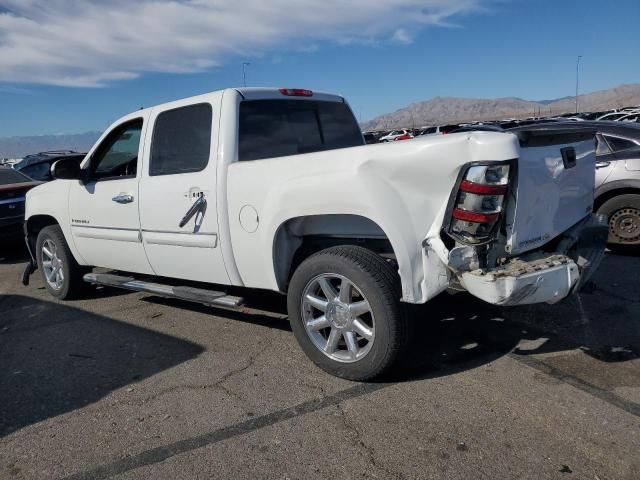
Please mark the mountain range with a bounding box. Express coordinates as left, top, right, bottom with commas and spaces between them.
0, 131, 100, 159
361, 84, 640, 131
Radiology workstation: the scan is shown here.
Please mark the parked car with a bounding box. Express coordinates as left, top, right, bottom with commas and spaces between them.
510, 121, 640, 250
617, 113, 640, 123
24, 87, 606, 380
415, 124, 461, 137
578, 112, 607, 121
393, 132, 413, 141
13, 151, 86, 182
0, 167, 41, 242
378, 129, 410, 142
362, 132, 378, 144
451, 124, 504, 133
597, 112, 633, 122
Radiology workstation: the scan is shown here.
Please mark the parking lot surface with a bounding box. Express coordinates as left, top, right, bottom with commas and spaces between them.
1, 244, 638, 480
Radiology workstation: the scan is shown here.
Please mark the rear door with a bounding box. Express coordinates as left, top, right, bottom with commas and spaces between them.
138, 95, 229, 284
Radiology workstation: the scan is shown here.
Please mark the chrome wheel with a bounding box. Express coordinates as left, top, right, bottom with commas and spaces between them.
301, 273, 375, 363
41, 238, 64, 290
609, 207, 640, 244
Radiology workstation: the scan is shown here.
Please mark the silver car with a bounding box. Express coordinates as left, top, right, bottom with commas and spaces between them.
593, 123, 640, 250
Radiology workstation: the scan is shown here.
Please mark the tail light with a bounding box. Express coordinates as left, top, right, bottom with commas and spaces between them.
447, 163, 511, 244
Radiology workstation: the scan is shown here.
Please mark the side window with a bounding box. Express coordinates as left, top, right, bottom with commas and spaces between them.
91, 120, 142, 180
150, 103, 212, 176
595, 134, 611, 155
603, 135, 637, 153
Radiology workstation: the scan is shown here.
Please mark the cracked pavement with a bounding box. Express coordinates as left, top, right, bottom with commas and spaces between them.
0, 243, 639, 480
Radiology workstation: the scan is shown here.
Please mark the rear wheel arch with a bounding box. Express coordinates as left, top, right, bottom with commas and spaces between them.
272, 214, 400, 293
594, 184, 640, 211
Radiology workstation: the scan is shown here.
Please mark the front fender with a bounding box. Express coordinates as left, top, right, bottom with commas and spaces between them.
263, 172, 421, 301
25, 181, 87, 265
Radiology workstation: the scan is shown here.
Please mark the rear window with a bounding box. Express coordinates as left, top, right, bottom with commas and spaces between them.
0, 167, 31, 185
238, 100, 363, 161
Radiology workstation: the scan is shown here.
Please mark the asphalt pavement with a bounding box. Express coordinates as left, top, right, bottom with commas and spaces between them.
0, 242, 638, 480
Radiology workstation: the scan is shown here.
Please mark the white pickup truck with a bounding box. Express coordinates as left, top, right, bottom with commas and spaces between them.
23, 87, 607, 380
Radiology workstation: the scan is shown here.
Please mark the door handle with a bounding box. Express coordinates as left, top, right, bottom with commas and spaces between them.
179, 195, 206, 228
595, 161, 611, 169
112, 193, 134, 204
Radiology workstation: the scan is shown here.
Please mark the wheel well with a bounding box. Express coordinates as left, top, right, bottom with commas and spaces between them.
272, 214, 396, 291
595, 187, 640, 211
25, 215, 58, 252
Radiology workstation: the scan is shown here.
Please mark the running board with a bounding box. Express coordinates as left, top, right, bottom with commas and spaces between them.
83, 273, 244, 308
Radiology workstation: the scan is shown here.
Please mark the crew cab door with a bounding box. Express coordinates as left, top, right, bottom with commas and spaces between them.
138, 97, 229, 284
68, 113, 153, 273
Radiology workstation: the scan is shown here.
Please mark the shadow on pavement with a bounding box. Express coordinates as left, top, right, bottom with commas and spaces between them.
22, 247, 637, 390
0, 294, 205, 438
131, 253, 640, 384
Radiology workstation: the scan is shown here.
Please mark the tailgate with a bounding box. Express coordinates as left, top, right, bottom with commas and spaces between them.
505, 127, 596, 255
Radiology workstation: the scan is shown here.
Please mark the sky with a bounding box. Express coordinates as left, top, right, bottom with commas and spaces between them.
0, 0, 638, 137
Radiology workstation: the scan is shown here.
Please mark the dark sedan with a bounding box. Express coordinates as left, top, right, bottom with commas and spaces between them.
0, 167, 42, 242
13, 151, 86, 182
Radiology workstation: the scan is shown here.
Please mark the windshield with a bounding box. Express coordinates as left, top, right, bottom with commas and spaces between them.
0, 166, 32, 185
238, 99, 363, 161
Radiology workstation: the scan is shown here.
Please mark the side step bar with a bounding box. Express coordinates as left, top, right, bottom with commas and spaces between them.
83, 273, 244, 308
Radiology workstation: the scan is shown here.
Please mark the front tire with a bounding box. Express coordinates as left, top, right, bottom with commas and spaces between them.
287, 246, 407, 381
36, 225, 88, 299
596, 194, 640, 251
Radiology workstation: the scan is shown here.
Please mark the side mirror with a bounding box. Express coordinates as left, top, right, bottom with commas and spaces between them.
51, 157, 82, 180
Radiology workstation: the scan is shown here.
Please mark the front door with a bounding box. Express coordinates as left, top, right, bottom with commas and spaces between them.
138, 99, 229, 284
68, 115, 153, 274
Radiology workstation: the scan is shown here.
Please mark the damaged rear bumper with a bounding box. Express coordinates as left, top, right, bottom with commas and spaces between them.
461, 255, 579, 306
458, 214, 608, 306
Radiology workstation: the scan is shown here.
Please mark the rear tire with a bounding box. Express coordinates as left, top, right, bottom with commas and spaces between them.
287, 246, 407, 381
36, 225, 89, 300
596, 194, 640, 251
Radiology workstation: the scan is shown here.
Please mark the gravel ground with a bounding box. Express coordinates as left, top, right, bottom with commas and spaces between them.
0, 243, 638, 480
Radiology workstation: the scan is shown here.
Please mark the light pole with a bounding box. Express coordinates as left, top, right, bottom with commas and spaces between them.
242, 62, 250, 87
575, 55, 582, 114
